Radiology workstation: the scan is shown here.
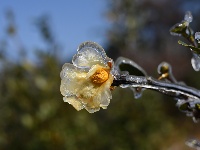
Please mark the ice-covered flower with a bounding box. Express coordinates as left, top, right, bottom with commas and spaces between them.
60, 42, 114, 113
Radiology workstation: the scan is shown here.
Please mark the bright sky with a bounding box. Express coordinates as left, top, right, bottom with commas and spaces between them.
0, 0, 109, 61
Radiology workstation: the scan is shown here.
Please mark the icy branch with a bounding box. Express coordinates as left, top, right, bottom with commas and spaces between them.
113, 57, 200, 123
113, 75, 200, 100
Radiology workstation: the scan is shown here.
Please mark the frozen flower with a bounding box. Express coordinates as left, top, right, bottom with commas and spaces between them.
60, 41, 114, 113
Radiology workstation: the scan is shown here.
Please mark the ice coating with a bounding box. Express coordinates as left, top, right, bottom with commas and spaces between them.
157, 62, 177, 83
195, 32, 200, 43
176, 98, 200, 123
191, 54, 200, 71
157, 62, 171, 75
170, 12, 192, 37
185, 139, 200, 149
184, 11, 193, 23
115, 57, 147, 99
72, 41, 112, 69
115, 57, 147, 76
60, 63, 87, 97
130, 87, 144, 99
60, 41, 114, 113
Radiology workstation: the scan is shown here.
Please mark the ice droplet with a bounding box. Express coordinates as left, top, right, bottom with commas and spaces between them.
191, 54, 200, 71
157, 62, 171, 74
195, 32, 200, 43
184, 11, 193, 23
130, 87, 143, 99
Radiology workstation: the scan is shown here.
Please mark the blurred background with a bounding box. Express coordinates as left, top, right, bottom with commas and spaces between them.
0, 0, 200, 149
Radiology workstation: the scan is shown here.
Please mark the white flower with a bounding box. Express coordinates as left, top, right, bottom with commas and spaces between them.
60, 42, 114, 113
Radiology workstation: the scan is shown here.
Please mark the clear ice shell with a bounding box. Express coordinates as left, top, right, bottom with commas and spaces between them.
130, 87, 144, 99
191, 53, 200, 71
115, 57, 147, 76
60, 63, 86, 97
195, 32, 200, 42
63, 96, 84, 111
184, 11, 193, 23
157, 62, 177, 83
72, 41, 112, 69
157, 62, 172, 74
185, 139, 200, 149
115, 57, 147, 99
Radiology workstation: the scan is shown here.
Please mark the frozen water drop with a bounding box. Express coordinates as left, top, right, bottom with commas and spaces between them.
191, 54, 200, 71
184, 11, 193, 23
195, 32, 200, 43
134, 93, 142, 99
157, 62, 171, 74
130, 87, 143, 99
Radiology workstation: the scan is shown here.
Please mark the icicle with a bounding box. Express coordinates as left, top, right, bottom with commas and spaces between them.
191, 53, 200, 71
195, 32, 200, 43
184, 11, 193, 23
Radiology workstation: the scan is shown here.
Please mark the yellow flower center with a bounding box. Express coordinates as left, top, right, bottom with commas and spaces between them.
90, 68, 109, 84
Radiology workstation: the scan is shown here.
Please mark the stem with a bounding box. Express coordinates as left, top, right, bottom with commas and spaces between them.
185, 27, 198, 47
112, 75, 200, 100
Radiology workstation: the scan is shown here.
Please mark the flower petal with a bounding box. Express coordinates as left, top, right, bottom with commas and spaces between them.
72, 41, 112, 69
98, 77, 113, 108
99, 89, 112, 108
60, 63, 86, 97
85, 106, 100, 113
63, 97, 84, 111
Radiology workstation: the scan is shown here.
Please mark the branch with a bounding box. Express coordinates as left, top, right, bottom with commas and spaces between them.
112, 73, 200, 122
113, 75, 200, 100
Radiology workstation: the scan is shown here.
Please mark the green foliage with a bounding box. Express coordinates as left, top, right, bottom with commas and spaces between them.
170, 15, 200, 55
170, 21, 188, 36
178, 40, 200, 54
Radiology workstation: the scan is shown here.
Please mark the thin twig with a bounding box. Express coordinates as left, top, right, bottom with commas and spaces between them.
113, 75, 200, 100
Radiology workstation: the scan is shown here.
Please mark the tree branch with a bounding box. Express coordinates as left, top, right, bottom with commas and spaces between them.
113, 75, 200, 99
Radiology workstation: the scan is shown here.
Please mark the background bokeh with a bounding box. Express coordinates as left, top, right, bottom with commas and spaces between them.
0, 0, 200, 149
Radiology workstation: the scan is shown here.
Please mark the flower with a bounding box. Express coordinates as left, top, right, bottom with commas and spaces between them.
60, 41, 114, 113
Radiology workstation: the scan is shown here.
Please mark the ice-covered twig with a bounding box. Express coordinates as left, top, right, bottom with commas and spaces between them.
112, 74, 200, 100
112, 57, 200, 122
112, 73, 200, 122
186, 139, 200, 150
170, 11, 200, 71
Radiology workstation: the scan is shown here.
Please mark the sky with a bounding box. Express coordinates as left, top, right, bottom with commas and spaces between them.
0, 0, 110, 61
